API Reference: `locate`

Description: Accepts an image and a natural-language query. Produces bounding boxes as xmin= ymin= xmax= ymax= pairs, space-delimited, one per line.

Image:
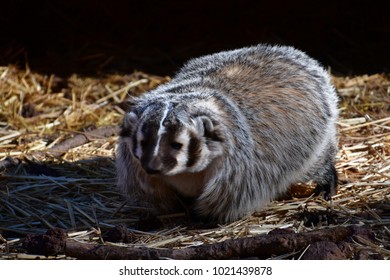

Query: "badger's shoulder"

xmin=169 ymin=44 xmax=336 ymax=108
xmin=174 ymin=44 xmax=323 ymax=79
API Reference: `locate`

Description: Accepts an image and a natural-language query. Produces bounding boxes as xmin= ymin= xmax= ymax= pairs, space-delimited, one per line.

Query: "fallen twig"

xmin=63 ymin=225 xmax=375 ymax=259
xmin=46 ymin=125 xmax=119 ymax=157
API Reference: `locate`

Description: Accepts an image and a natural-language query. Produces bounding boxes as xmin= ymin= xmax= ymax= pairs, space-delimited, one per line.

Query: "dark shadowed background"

xmin=1 ymin=0 xmax=389 ymax=76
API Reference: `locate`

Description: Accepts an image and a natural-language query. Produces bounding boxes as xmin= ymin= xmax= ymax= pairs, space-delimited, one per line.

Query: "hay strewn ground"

xmin=0 ymin=66 xmax=389 ymax=259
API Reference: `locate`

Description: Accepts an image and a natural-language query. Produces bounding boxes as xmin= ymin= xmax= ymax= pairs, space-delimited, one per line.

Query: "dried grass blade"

xmin=71 ymin=204 xmax=96 ymax=224
xmin=340 ymin=116 xmax=390 ymax=132
xmin=64 ymin=199 xmax=77 ymax=229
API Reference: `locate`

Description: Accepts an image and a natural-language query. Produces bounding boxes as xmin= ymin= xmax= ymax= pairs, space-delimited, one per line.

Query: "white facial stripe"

xmin=135 ymin=126 xmax=144 ymax=159
xmin=153 ymin=103 xmax=171 ymax=156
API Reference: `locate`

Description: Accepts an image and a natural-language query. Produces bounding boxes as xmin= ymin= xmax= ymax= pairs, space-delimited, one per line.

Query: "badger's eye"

xmin=170 ymin=142 xmax=183 ymax=150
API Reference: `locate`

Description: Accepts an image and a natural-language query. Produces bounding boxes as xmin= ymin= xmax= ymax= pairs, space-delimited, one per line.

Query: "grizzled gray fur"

xmin=116 ymin=44 xmax=339 ymax=223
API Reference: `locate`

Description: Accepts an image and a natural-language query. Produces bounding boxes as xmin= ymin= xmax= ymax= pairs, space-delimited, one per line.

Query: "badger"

xmin=116 ymin=44 xmax=338 ymax=223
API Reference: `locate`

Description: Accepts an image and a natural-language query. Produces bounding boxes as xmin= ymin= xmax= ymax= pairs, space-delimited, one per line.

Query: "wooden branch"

xmin=64 ymin=225 xmax=374 ymax=260
xmin=46 ymin=125 xmax=119 ymax=157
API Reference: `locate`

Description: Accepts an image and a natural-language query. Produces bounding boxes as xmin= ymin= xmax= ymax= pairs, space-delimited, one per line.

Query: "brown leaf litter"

xmin=0 ymin=66 xmax=389 ymax=259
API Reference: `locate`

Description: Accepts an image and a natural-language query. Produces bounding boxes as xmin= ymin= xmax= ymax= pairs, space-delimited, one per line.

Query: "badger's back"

xmin=116 ymin=44 xmax=338 ymax=222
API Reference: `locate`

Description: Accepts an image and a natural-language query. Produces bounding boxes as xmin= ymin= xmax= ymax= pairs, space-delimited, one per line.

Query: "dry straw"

xmin=0 ymin=66 xmax=389 ymax=259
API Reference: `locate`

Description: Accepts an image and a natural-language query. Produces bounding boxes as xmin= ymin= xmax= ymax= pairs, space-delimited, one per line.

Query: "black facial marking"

xmin=132 ymin=133 xmax=138 ymax=158
xmin=187 ymin=134 xmax=201 ymax=167
xmin=119 ymin=124 xmax=132 ymax=137
xmin=163 ymin=155 xmax=178 ymax=170
xmin=157 ymin=121 xmax=181 ymax=171
xmin=140 ymin=139 xmax=148 ymax=149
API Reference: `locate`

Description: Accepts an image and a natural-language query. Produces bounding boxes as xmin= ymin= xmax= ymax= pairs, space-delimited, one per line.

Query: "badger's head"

xmin=120 ymin=100 xmax=224 ymax=176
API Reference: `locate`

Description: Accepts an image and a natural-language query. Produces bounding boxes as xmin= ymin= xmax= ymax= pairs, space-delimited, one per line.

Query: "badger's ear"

xmin=127 ymin=111 xmax=139 ymax=124
xmin=121 ymin=111 xmax=139 ymax=136
xmin=194 ymin=115 xmax=213 ymax=135
xmin=120 ymin=96 xmax=140 ymax=112
xmin=194 ymin=115 xmax=223 ymax=142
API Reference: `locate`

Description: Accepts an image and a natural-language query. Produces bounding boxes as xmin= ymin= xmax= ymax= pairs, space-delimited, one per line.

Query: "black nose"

xmin=141 ymin=161 xmax=161 ymax=175
xmin=144 ymin=166 xmax=161 ymax=175
xmin=141 ymin=157 xmax=162 ymax=175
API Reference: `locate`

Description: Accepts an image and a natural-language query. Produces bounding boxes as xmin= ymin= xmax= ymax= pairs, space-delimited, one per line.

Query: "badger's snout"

xmin=141 ymin=157 xmax=163 ymax=175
